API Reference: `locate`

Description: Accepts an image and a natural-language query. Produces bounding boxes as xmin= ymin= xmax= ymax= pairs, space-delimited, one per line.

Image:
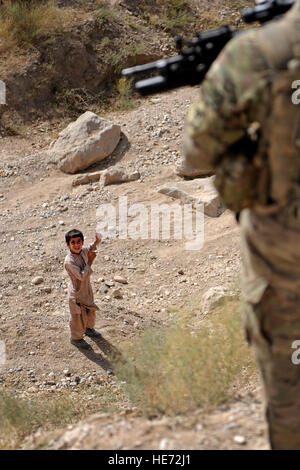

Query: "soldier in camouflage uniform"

xmin=183 ymin=1 xmax=300 ymax=450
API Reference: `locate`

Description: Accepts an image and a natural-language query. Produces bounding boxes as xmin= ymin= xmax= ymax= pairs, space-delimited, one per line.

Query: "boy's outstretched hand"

xmin=95 ymin=232 xmax=102 ymax=245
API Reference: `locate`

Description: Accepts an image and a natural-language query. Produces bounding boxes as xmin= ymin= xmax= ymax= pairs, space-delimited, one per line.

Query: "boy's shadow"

xmin=78 ymin=335 xmax=125 ymax=375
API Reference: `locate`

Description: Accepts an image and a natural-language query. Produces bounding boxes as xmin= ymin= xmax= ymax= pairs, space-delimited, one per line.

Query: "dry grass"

xmin=114 ymin=298 xmax=257 ymax=417
xmin=0 ymin=384 xmax=127 ymax=449
xmin=94 ymin=6 xmax=116 ymax=26
xmin=0 ymin=390 xmax=76 ymax=449
xmin=114 ymin=77 xmax=135 ymax=111
xmin=0 ymin=0 xmax=75 ymax=51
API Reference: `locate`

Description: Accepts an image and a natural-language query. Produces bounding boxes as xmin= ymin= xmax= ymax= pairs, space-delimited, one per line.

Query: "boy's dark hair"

xmin=65 ymin=229 xmax=84 ymax=244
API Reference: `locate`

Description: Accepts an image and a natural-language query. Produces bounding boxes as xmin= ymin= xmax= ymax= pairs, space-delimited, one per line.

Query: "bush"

xmin=94 ymin=6 xmax=116 ymax=26
xmin=109 ymin=41 xmax=145 ymax=75
xmin=114 ymin=298 xmax=257 ymax=416
xmin=114 ymin=77 xmax=135 ymax=111
xmin=0 ymin=0 xmax=73 ymax=50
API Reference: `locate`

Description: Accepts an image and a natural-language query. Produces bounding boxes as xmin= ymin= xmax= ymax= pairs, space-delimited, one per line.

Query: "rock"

xmin=113 ymin=275 xmax=128 ymax=284
xmin=200 ymin=193 xmax=224 ymax=218
xmin=157 ymin=177 xmax=225 ymax=217
xmin=101 ymin=167 xmax=140 ymax=186
xmin=42 ymin=287 xmax=52 ymax=294
xmin=175 ymin=157 xmax=214 ymax=178
xmin=45 ymin=380 xmax=56 ymax=386
xmin=48 ymin=112 xmax=121 ymax=174
xmin=233 ymin=435 xmax=246 ymax=445
xmin=72 ymin=171 xmax=102 ymax=187
xmin=157 ymin=186 xmax=195 ymax=205
xmin=112 ymin=288 xmax=123 ymax=299
xmin=101 ymin=285 xmax=109 ymax=294
xmin=159 ymin=438 xmax=170 ymax=450
xmin=201 ymin=286 xmax=236 ymax=314
xmin=32 ymin=276 xmax=44 ymax=285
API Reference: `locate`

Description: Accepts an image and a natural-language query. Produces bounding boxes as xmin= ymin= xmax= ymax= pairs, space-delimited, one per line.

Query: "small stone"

xmin=159 ymin=438 xmax=169 ymax=450
xmin=59 ymin=220 xmax=65 ymax=226
xmin=101 ymin=285 xmax=109 ymax=294
xmin=112 ymin=288 xmax=123 ymax=299
xmin=32 ymin=276 xmax=44 ymax=285
xmin=233 ymin=435 xmax=246 ymax=445
xmin=63 ymin=369 xmax=71 ymax=377
xmin=45 ymin=380 xmax=56 ymax=386
xmin=42 ymin=287 xmax=52 ymax=294
xmin=195 ymin=423 xmax=204 ymax=431
xmin=113 ymin=275 xmax=128 ymax=284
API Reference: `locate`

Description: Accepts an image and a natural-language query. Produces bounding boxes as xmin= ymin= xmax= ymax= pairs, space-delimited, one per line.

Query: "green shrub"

xmin=94 ymin=7 xmax=116 ymax=26
xmin=109 ymin=42 xmax=145 ymax=75
xmin=114 ymin=77 xmax=135 ymax=111
xmin=101 ymin=36 xmax=111 ymax=48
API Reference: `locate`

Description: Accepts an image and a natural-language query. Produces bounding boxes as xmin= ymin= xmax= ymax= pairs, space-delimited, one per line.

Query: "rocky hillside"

xmin=0 ymin=0 xmax=252 ymax=131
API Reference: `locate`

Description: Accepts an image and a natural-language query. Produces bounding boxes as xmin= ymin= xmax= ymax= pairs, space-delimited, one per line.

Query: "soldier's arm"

xmin=184 ymin=29 xmax=272 ymax=170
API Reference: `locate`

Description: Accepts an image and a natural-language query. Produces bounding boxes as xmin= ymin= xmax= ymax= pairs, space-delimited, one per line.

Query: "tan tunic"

xmin=64 ymin=244 xmax=99 ymax=311
xmin=64 ymin=244 xmax=99 ymax=340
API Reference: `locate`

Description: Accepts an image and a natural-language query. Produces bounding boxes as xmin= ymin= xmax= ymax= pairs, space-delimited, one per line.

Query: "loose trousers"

xmin=69 ymin=299 xmax=96 ymax=340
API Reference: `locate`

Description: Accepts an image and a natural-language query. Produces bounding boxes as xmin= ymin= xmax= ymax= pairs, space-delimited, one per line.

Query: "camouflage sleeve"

xmin=183 ymin=29 xmax=273 ymax=171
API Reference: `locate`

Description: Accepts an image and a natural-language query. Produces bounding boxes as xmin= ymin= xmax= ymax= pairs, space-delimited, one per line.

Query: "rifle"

xmin=122 ymin=0 xmax=295 ymax=96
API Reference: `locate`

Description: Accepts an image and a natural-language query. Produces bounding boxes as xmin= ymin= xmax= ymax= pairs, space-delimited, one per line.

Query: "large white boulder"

xmin=48 ymin=111 xmax=121 ymax=174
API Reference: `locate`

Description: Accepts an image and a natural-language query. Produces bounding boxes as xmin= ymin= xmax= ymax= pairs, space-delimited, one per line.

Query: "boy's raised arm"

xmin=88 ymin=233 xmax=102 ymax=252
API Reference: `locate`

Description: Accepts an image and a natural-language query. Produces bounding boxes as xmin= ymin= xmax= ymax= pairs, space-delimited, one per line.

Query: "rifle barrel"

xmin=121 ymin=0 xmax=295 ymax=95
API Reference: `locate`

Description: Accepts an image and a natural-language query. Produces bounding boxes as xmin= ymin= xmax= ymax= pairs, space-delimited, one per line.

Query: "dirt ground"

xmin=0 ymin=83 xmax=270 ymax=450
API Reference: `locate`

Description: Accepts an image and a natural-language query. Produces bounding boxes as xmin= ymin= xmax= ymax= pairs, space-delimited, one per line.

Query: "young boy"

xmin=64 ymin=229 xmax=102 ymax=350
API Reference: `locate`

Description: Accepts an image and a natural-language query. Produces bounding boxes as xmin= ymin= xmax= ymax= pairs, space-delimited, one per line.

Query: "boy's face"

xmin=68 ymin=236 xmax=83 ymax=254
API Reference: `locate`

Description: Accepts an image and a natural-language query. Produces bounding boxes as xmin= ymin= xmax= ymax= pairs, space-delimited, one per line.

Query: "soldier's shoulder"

xmin=218 ymin=28 xmax=267 ymax=68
